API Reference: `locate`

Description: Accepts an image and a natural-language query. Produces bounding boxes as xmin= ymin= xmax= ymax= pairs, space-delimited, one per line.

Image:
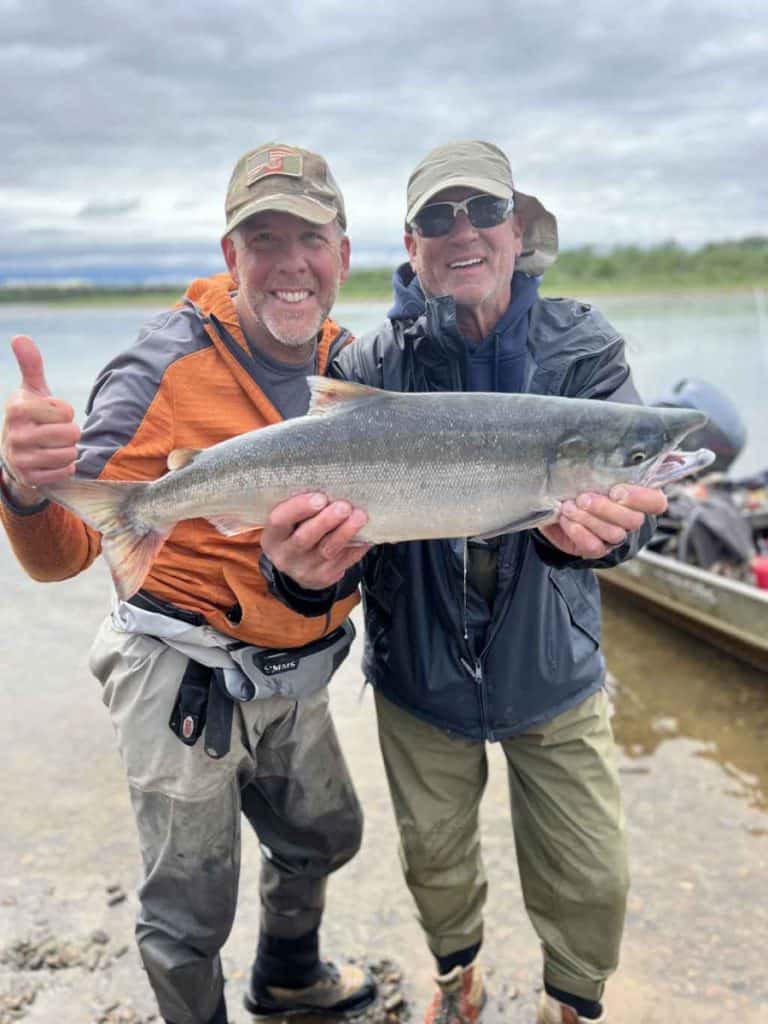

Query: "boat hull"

xmin=598 ymin=549 xmax=768 ymax=673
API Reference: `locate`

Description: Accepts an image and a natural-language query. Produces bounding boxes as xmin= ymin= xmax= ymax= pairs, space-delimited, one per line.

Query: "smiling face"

xmin=221 ymin=210 xmax=350 ymax=362
xmin=404 ymin=186 xmax=523 ymax=341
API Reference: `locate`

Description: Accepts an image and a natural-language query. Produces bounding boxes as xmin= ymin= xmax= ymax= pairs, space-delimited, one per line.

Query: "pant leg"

xmin=239 ymin=686 xmax=363 ymax=940
xmin=89 ymin=618 xmax=253 ymax=1024
xmin=500 ymin=689 xmax=629 ymax=1003
xmin=374 ymin=690 xmax=488 ymax=959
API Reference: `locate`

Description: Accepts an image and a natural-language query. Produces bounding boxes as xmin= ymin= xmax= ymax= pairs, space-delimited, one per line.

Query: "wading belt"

xmin=117 ymin=592 xmax=355 ymax=760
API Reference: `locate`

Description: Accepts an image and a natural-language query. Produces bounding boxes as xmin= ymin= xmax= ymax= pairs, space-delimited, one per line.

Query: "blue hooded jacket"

xmin=265 ymin=267 xmax=654 ymax=740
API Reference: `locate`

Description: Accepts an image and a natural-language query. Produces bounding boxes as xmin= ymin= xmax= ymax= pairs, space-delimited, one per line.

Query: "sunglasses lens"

xmin=467 ymin=195 xmax=510 ymax=228
xmin=413 ymin=195 xmax=511 ymax=237
xmin=413 ymin=203 xmax=456 ymax=238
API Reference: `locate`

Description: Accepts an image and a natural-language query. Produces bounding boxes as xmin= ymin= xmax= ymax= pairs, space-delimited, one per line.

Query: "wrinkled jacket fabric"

xmin=274 ymin=267 xmax=654 ymax=740
xmin=0 ymin=273 xmax=359 ymax=647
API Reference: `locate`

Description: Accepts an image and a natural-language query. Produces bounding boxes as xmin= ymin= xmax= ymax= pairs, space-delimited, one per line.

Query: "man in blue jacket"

xmin=260 ymin=141 xmax=667 ymax=1024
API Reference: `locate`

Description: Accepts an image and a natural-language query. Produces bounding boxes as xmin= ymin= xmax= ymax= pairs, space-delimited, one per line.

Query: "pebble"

xmin=0 ymin=929 xmax=127 ymax=976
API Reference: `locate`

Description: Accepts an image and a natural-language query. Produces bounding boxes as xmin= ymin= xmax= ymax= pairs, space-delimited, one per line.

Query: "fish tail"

xmin=41 ymin=478 xmax=171 ymax=599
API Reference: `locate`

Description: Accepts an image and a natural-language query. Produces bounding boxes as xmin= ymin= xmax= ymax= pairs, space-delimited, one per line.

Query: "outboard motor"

xmin=652 ymin=378 xmax=747 ymax=474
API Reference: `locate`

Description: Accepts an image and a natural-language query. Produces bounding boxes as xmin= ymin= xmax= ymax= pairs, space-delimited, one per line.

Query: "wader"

xmin=89 ymin=607 xmax=362 ymax=1024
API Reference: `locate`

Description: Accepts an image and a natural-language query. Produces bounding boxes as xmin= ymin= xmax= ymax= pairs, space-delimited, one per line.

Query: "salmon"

xmin=40 ymin=377 xmax=714 ymax=599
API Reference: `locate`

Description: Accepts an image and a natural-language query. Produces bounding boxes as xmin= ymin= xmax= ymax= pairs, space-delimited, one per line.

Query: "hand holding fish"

xmin=1 ymin=335 xmax=81 ymax=505
xmin=262 ymin=481 xmax=669 ymax=586
xmin=538 ymin=484 xmax=668 ymax=558
xmin=262 ymin=493 xmax=370 ymax=589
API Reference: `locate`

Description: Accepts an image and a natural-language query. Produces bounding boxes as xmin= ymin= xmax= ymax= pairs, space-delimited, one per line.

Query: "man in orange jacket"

xmin=0 ymin=144 xmax=375 ymax=1024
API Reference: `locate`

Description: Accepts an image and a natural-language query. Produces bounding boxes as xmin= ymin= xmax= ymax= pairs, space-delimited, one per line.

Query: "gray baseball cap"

xmin=223 ymin=143 xmax=346 ymax=238
xmin=406 ymin=140 xmax=558 ymax=275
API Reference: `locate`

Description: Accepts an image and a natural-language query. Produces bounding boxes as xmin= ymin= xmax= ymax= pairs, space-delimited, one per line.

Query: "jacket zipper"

xmin=471 ymin=532 xmax=530 ymax=736
xmin=460 ymin=655 xmax=491 ymax=740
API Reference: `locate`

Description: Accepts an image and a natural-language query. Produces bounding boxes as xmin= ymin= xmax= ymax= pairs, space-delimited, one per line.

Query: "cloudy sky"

xmin=1 ymin=0 xmax=766 ymax=283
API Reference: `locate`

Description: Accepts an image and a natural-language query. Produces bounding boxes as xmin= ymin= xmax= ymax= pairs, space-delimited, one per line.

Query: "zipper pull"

xmin=460 ymin=658 xmax=483 ymax=684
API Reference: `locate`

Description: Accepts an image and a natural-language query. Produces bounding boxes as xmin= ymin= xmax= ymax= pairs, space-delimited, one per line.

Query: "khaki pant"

xmin=90 ymin=617 xmax=363 ymax=1024
xmin=375 ymin=688 xmax=628 ymax=1002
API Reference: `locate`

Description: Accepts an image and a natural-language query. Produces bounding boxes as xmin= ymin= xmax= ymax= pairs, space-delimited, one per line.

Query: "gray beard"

xmin=259 ymin=305 xmax=328 ymax=348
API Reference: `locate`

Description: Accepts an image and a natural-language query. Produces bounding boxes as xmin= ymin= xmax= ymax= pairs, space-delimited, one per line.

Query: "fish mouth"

xmin=642 ymin=447 xmax=715 ymax=487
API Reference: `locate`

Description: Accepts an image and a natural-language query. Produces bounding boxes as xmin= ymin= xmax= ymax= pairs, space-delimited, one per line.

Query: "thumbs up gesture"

xmin=1 ymin=336 xmax=81 ymax=506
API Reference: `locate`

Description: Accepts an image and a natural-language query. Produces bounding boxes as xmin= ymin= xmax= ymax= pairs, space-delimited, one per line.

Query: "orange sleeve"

xmin=0 ymin=360 xmax=175 ymax=582
xmin=0 ymin=481 xmax=102 ymax=581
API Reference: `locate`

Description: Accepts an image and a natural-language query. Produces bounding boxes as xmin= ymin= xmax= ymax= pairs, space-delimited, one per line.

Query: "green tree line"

xmin=543 ymin=236 xmax=768 ymax=292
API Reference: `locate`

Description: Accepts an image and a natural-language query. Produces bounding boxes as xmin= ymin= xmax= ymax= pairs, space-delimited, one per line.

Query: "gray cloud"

xmin=1 ymin=0 xmax=766 ymax=280
xmin=78 ymin=197 xmax=141 ymax=218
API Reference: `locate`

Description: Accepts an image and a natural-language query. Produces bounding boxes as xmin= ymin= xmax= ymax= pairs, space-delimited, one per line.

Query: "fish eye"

xmin=629 ymin=450 xmax=647 ymax=466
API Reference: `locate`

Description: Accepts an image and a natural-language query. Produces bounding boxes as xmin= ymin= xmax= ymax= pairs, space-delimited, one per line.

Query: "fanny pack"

xmin=226 ymin=620 xmax=356 ymax=701
xmin=168 ymin=621 xmax=357 ymax=759
xmin=114 ymin=595 xmax=356 ymax=759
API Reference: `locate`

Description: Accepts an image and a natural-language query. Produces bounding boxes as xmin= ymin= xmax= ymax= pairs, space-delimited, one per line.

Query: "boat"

xmin=598 ymin=491 xmax=768 ymax=673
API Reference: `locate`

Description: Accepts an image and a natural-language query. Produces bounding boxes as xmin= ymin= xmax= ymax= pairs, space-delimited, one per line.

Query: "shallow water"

xmin=602 ymin=589 xmax=767 ymax=817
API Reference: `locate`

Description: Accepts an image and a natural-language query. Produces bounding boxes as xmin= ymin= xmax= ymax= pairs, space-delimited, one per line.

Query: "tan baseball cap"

xmin=405 ymin=140 xmax=558 ymax=275
xmin=223 ymin=143 xmax=346 ymax=238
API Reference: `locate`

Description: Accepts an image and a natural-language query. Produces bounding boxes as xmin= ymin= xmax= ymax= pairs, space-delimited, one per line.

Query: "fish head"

xmin=548 ymin=404 xmax=715 ymax=498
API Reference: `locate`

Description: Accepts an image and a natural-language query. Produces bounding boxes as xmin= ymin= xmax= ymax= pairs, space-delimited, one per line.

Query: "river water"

xmin=0 ymin=291 xmax=766 ymax=1019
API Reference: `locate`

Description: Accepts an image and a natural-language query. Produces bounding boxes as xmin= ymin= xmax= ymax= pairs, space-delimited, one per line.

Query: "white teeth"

xmin=449 ymin=258 xmax=483 ymax=269
xmin=275 ymin=290 xmax=311 ymax=303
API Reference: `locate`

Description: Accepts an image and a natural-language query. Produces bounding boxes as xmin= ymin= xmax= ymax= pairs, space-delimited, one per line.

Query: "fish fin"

xmin=206 ymin=513 xmax=264 ymax=537
xmin=167 ymin=448 xmax=202 ymax=471
xmin=39 ymin=477 xmax=170 ymax=599
xmin=306 ymin=376 xmax=385 ymax=416
xmin=101 ymin=526 xmax=171 ymax=600
xmin=472 ymin=508 xmax=557 ymax=539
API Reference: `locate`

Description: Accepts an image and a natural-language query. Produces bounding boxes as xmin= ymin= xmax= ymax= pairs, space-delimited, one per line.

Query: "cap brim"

xmin=406 ymin=175 xmax=512 ymax=224
xmin=224 ymin=194 xmax=338 ymax=238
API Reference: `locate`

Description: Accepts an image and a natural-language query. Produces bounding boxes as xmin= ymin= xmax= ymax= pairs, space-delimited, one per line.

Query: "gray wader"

xmin=90 ymin=616 xmax=363 ymax=1024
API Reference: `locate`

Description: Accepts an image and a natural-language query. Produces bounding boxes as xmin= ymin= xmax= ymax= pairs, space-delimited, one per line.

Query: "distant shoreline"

xmin=0 ymin=276 xmax=765 ymax=308
xmin=2 ymin=236 xmax=766 ymax=306
xmin=4 ymin=235 xmax=765 ymax=303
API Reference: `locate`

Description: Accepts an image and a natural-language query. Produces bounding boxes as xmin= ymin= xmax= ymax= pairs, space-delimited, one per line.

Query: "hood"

xmin=182 ymin=271 xmax=241 ymax=326
xmin=389 ymin=262 xmax=426 ymax=321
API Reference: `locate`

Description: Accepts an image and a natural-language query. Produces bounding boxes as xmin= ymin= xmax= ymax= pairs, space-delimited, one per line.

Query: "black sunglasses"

xmin=410 ymin=193 xmax=513 ymax=238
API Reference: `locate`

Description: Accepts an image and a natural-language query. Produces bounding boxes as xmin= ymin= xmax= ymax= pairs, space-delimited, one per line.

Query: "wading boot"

xmin=537 ymin=992 xmax=606 ymax=1023
xmin=424 ymin=960 xmax=485 ymax=1024
xmin=244 ymin=959 xmax=376 ymax=1017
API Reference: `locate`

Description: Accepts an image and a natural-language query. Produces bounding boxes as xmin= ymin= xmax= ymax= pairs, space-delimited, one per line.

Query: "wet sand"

xmin=1 ymin=535 xmax=766 ymax=1023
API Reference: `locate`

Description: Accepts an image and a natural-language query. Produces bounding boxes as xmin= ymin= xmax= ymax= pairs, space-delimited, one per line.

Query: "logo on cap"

xmin=247 ymin=147 xmax=303 ymax=185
